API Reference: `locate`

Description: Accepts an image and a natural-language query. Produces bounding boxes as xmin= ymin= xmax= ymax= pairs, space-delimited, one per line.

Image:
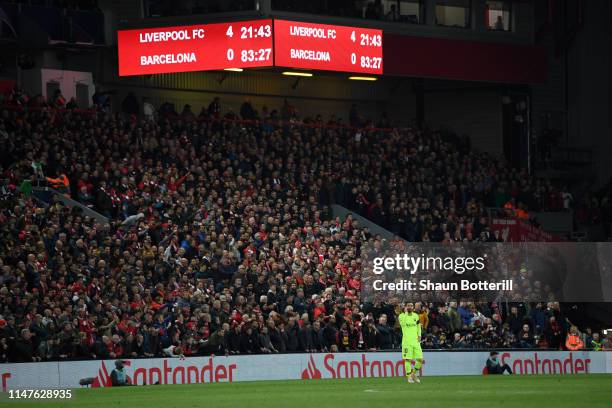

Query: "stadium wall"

xmin=20 ymin=68 xmax=95 ymax=107
xmin=424 ymin=88 xmax=503 ymax=155
xmin=566 ymin=0 xmax=612 ymax=184
xmin=1 ymin=351 xmax=610 ymax=390
xmin=103 ymin=68 xmax=505 ymax=155
xmin=101 ymin=68 xmax=418 ymax=126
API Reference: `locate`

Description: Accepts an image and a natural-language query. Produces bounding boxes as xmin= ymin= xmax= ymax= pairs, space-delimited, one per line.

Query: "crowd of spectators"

xmin=0 ymin=89 xmax=610 ymax=363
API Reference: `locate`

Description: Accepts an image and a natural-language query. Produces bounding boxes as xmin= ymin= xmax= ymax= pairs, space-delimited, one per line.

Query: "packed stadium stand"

xmin=0 ymin=3 xmax=611 ymax=386
xmin=1 ymin=87 xmax=611 ymax=363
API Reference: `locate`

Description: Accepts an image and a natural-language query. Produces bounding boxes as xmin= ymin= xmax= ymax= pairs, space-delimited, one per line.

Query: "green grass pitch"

xmin=8 ymin=375 xmax=612 ymax=408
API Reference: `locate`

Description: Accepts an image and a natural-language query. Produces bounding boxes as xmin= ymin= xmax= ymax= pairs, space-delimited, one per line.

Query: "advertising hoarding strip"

xmin=0 ymin=351 xmax=609 ymax=391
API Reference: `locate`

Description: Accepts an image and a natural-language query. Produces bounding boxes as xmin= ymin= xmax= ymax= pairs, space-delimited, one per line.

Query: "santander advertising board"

xmin=86 ymin=352 xmax=595 ymax=388
xmin=0 ymin=351 xmax=606 ymax=391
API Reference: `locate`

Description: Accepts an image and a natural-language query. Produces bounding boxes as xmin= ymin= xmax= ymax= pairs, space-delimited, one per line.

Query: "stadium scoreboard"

xmin=117 ymin=20 xmax=274 ymax=76
xmin=117 ymin=19 xmax=383 ymax=76
xmin=273 ymin=20 xmax=382 ymax=74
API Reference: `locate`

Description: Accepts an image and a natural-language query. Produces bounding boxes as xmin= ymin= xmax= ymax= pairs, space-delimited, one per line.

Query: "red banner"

xmin=383 ymin=34 xmax=546 ymax=83
xmin=0 ymin=79 xmax=16 ymax=96
xmin=491 ymin=218 xmax=563 ymax=242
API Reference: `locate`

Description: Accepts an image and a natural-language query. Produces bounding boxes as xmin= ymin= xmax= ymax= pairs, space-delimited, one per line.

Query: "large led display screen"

xmin=117 ymin=20 xmax=273 ymax=76
xmin=273 ymin=19 xmax=383 ymax=74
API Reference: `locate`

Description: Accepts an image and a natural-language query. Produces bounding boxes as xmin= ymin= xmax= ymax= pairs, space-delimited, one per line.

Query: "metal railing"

xmin=31 ymin=186 xmax=109 ymax=225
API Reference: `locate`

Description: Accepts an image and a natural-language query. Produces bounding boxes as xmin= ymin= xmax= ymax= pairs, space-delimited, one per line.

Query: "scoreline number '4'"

xmin=226 ymin=26 xmax=234 ymax=61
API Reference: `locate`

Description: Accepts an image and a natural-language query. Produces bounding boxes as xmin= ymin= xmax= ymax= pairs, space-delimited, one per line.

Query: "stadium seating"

xmin=0 ymin=94 xmax=610 ymax=363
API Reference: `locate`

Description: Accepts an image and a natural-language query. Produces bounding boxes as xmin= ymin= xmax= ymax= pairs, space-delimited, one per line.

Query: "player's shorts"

xmin=402 ymin=343 xmax=423 ymax=360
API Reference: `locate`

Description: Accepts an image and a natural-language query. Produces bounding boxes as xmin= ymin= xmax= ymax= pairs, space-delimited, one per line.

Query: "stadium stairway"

xmin=32 ymin=186 xmax=110 ymax=226
xmin=331 ymin=204 xmax=394 ymax=240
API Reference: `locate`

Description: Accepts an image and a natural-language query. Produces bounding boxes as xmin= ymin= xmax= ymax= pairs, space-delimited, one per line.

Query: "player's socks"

xmin=404 ymin=361 xmax=412 ymax=378
xmin=414 ymin=359 xmax=422 ymax=371
xmin=413 ymin=360 xmax=422 ymax=383
xmin=408 ymin=368 xmax=416 ymax=382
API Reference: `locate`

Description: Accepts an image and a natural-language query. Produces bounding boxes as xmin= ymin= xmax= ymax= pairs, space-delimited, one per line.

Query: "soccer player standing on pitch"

xmin=399 ymin=302 xmax=423 ymax=383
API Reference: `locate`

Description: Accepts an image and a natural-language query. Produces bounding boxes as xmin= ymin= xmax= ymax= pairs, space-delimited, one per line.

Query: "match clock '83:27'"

xmin=225 ymin=48 xmax=272 ymax=63
xmin=349 ymin=54 xmax=382 ymax=70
